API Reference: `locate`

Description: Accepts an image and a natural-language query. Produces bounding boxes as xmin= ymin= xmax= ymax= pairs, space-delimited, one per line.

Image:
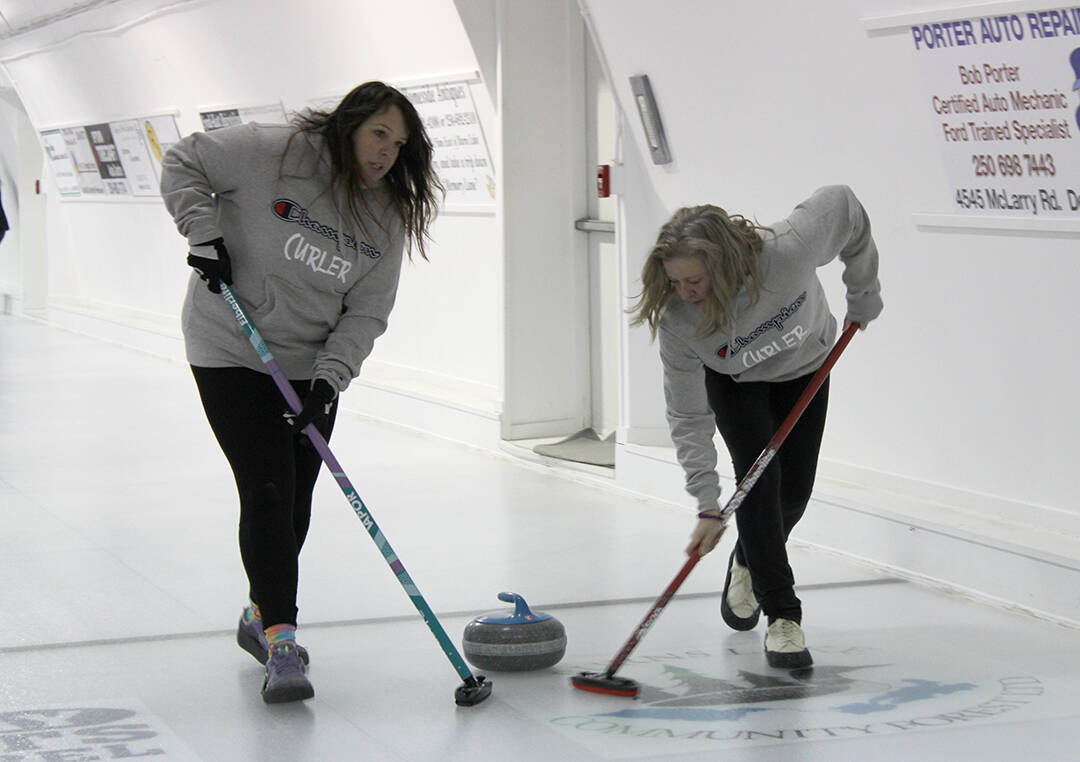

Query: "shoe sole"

xmin=237 ymin=621 xmax=310 ymax=666
xmin=262 ymin=677 xmax=315 ymax=704
xmin=765 ymin=648 xmax=813 ymax=669
xmin=720 ymin=552 xmax=760 ymax=631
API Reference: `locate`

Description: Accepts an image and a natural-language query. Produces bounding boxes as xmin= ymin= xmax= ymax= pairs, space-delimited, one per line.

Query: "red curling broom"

xmin=571 ymin=322 xmax=858 ymax=697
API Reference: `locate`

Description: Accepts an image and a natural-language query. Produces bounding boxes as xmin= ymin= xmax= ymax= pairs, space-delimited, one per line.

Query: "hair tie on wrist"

xmin=697 ymin=511 xmax=723 ymax=520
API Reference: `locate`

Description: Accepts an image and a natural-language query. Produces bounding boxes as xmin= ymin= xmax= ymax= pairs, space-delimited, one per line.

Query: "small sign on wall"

xmin=107 ymin=120 xmax=161 ymax=196
xmin=142 ymin=114 xmax=182 ymax=185
xmin=39 ymin=113 xmax=181 ymax=200
xmin=197 ymin=102 xmax=289 ymax=132
xmin=40 ymin=129 xmax=82 ymax=197
xmin=908 ymin=7 xmax=1079 ymax=220
xmin=397 ymin=74 xmax=496 ymax=210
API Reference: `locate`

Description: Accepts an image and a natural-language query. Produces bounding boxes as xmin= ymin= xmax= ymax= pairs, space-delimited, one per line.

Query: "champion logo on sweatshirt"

xmin=718 ymin=292 xmax=807 ymax=358
xmin=271 ymin=198 xmax=358 ymax=253
xmin=357 ymin=241 xmax=381 ymax=259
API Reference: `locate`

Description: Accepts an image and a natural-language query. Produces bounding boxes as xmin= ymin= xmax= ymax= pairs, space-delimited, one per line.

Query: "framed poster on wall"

xmin=39 ymin=112 xmax=180 ymax=200
xmin=396 ymin=73 xmax=496 ymax=211
xmin=108 ymin=119 xmax=161 ymax=196
xmin=197 ymin=101 xmax=288 ymax=132
xmin=64 ymin=127 xmax=107 ymax=197
xmin=142 ymin=113 xmax=181 ymax=186
xmin=40 ymin=129 xmax=82 ymax=197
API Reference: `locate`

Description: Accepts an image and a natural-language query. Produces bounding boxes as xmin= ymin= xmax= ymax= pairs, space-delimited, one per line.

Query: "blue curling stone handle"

xmin=472 ymin=592 xmax=553 ymax=625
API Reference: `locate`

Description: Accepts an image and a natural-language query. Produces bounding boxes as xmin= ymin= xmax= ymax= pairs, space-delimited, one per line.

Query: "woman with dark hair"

xmin=0 ymin=180 xmax=8 ymax=244
xmin=631 ymin=186 xmax=882 ymax=670
xmin=160 ymin=81 xmax=442 ymax=704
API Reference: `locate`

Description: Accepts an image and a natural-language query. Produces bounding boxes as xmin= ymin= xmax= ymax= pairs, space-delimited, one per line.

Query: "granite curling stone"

xmin=463 ymin=592 xmax=567 ymax=671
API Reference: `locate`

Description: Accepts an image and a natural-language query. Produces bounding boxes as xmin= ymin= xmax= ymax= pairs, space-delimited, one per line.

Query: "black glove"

xmin=187 ymin=237 xmax=233 ymax=294
xmin=285 ymin=379 xmax=337 ymax=438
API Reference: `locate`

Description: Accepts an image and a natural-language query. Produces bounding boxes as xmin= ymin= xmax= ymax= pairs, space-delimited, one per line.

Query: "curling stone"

xmin=463 ymin=592 xmax=566 ymax=672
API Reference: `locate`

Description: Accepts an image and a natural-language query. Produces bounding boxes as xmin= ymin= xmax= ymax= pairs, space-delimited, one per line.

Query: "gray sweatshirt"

xmin=161 ymin=122 xmax=406 ymax=394
xmin=658 ymin=185 xmax=883 ymax=510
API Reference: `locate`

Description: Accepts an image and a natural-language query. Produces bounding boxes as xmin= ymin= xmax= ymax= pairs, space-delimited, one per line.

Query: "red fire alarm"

xmin=596 ymin=164 xmax=610 ymax=198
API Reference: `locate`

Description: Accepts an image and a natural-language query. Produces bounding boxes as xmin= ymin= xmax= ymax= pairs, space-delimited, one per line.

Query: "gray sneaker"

xmin=262 ymin=643 xmax=314 ymax=704
xmin=720 ymin=550 xmax=760 ymax=631
xmin=237 ymin=611 xmax=309 ymax=666
xmin=764 ymin=618 xmax=813 ymax=669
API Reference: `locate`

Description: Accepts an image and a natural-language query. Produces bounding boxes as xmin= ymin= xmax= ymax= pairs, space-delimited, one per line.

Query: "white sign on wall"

xmin=142 ymin=114 xmax=181 ymax=185
xmin=40 ymin=129 xmax=82 ymax=197
xmin=40 ymin=114 xmax=181 ymax=200
xmin=398 ymin=76 xmax=496 ymax=209
xmin=198 ymin=102 xmax=288 ymax=132
xmin=64 ymin=127 xmax=107 ymax=197
xmin=108 ymin=120 xmax=160 ymax=196
xmin=910 ymin=7 xmax=1079 ymax=218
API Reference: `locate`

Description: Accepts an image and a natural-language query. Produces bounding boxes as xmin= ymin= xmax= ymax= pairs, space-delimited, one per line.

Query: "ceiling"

xmin=0 ymin=0 xmax=121 ymax=40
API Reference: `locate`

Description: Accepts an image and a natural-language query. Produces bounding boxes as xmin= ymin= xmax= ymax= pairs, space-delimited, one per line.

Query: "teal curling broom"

xmin=220 ymin=284 xmax=492 ymax=707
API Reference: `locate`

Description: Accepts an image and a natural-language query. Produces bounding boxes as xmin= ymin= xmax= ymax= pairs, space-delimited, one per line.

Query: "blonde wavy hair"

xmin=630 ymin=204 xmax=770 ymax=340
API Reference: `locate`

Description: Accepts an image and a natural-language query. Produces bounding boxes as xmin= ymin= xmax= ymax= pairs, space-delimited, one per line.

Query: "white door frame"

xmin=0 ymin=83 xmax=46 ymax=313
xmin=497 ymin=0 xmax=591 ymax=441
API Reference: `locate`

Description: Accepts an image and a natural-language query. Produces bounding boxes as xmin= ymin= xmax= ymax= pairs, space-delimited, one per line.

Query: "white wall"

xmin=0 ymin=86 xmax=23 ymax=300
xmin=0 ymin=83 xmax=48 ymax=312
xmin=0 ymin=0 xmax=502 ymax=425
xmin=582 ymin=0 xmax=1080 ymax=623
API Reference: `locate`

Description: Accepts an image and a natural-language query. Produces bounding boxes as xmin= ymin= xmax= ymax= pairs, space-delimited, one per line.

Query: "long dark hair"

xmin=291 ymin=81 xmax=443 ymax=260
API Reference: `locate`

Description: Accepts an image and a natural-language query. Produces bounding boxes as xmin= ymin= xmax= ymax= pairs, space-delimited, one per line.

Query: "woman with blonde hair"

xmin=632 ymin=185 xmax=882 ymax=669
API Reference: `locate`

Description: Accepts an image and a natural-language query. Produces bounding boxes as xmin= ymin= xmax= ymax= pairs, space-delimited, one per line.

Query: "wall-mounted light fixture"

xmin=629 ymin=74 xmax=671 ymax=165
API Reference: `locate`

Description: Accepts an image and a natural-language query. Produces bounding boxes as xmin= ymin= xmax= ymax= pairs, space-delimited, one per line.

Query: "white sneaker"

xmin=720 ymin=551 xmax=760 ymax=630
xmin=764 ymin=618 xmax=813 ymax=668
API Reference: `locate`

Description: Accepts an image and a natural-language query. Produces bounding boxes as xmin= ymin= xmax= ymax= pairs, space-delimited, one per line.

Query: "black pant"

xmin=704 ymin=369 xmax=829 ymax=624
xmin=191 ymin=365 xmax=338 ymax=628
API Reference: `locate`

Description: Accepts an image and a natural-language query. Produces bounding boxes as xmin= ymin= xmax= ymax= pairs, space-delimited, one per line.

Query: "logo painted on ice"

xmin=592 ymin=665 xmax=977 ymax=722
xmin=0 ymin=706 xmax=185 ymax=758
xmin=549 ymin=651 xmax=1046 ymax=750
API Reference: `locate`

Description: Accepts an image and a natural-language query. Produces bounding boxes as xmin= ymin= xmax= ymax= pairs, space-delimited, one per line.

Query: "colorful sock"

xmin=264 ymin=624 xmax=297 ymax=648
xmin=243 ymin=602 xmax=261 ymax=625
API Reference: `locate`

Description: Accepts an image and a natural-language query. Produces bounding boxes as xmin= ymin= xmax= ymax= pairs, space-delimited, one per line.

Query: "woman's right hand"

xmin=187 ymin=237 xmax=233 ymax=294
xmin=686 ymin=514 xmax=727 ymax=557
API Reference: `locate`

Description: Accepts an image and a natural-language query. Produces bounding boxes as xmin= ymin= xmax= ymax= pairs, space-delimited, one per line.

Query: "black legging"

xmin=704 ymin=368 xmax=829 ymax=624
xmin=191 ymin=365 xmax=338 ymax=628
